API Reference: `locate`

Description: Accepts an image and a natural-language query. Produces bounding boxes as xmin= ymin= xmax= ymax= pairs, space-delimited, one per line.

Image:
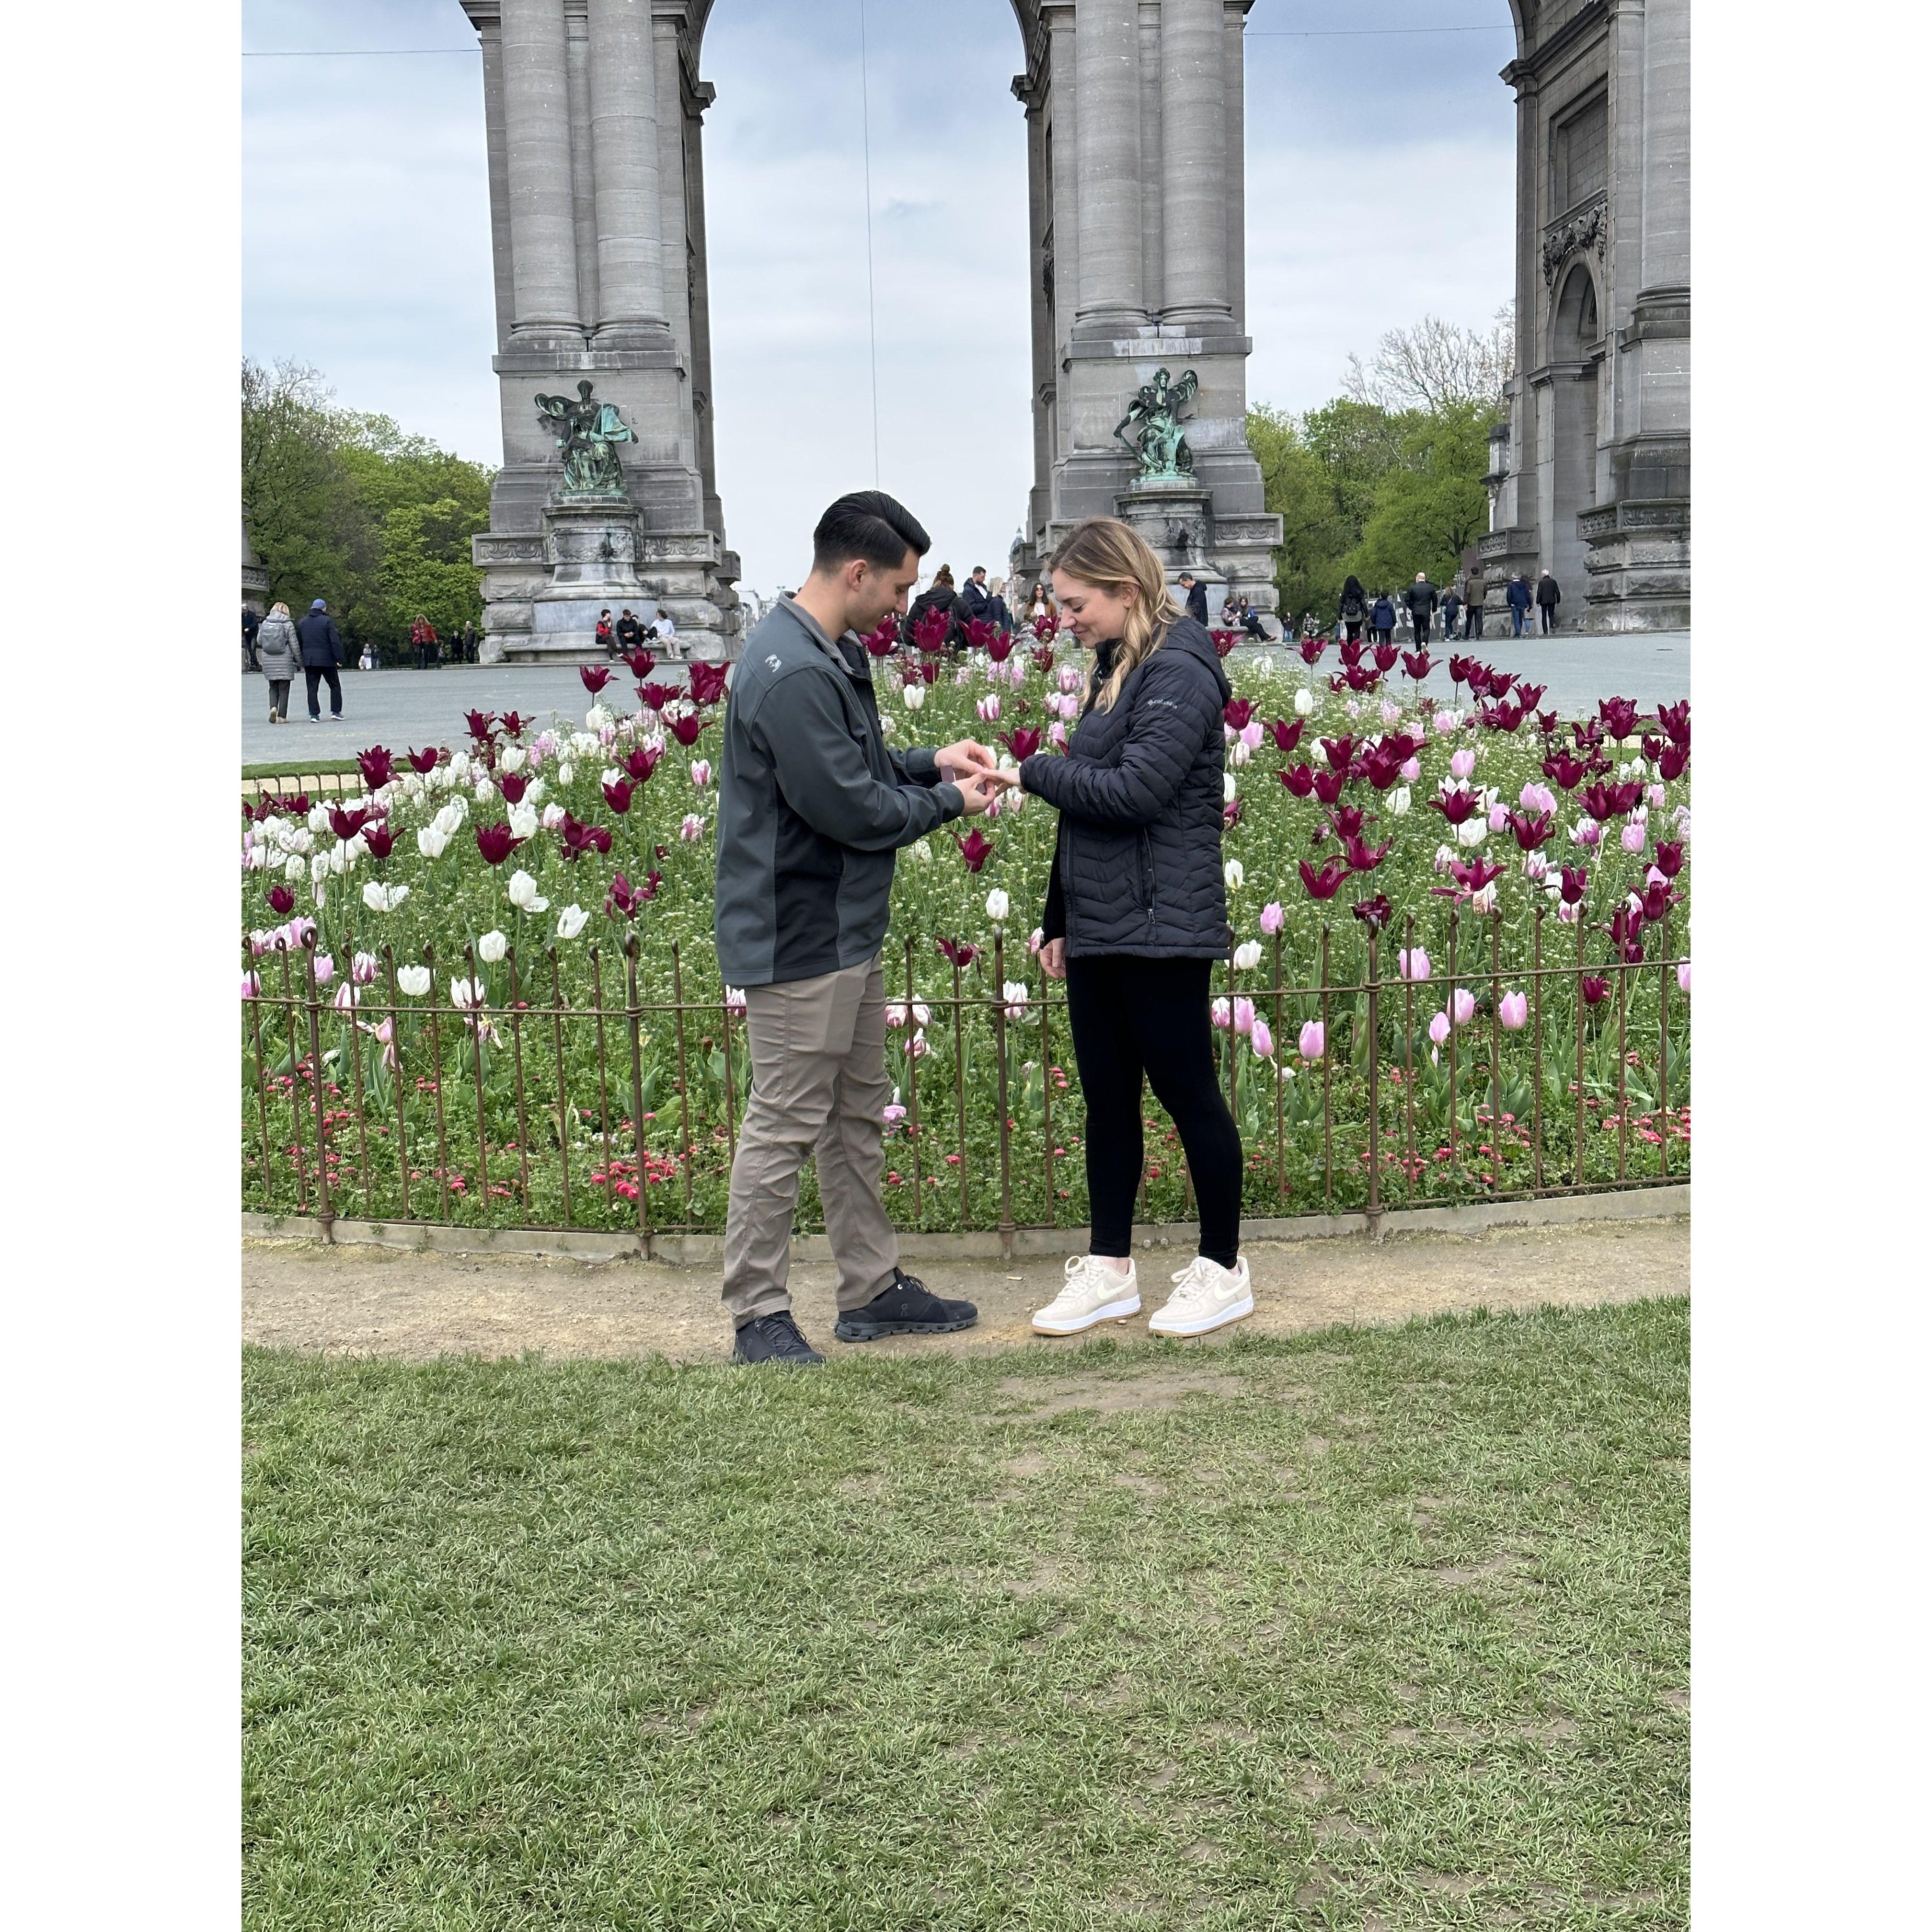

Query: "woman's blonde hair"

xmin=1047 ymin=517 xmax=1179 ymax=712
xmin=270 ymin=601 xmax=289 ymax=618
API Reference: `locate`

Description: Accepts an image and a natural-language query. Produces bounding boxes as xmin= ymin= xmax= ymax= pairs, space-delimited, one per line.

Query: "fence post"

xmin=904 ymin=936 xmax=924 ymax=1229
xmin=624 ymin=932 xmax=651 ymax=1255
xmin=1319 ymin=924 xmax=1333 ymax=1212
xmin=671 ymin=940 xmax=695 ymax=1229
xmin=1364 ymin=925 xmax=1382 ymax=1242
xmin=1531 ymin=905 xmax=1545 ymax=1192
xmin=465 ymin=942 xmax=491 ymax=1218
xmin=993 ymin=930 xmax=1014 ymax=1261
xmin=547 ymin=947 xmax=573 ymax=1229
xmin=301 ymin=931 xmax=334 ymax=1242
xmin=951 ymin=953 xmax=969 ymax=1227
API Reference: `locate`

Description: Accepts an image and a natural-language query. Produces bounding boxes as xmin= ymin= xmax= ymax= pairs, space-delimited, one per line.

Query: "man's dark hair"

xmin=813 ymin=490 xmax=930 ymax=575
xmin=1179 ymin=572 xmax=1195 ymax=584
xmin=972 ymin=564 xmax=986 ymax=576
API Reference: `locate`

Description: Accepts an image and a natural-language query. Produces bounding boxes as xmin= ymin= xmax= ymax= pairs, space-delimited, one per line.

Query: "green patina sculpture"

xmin=1114 ymin=367 xmax=1200 ymax=480
xmin=535 ymin=380 xmax=635 ymax=497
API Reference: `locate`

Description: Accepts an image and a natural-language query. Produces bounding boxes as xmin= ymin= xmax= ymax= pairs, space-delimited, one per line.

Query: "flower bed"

xmin=241 ymin=629 xmax=1689 ymax=1235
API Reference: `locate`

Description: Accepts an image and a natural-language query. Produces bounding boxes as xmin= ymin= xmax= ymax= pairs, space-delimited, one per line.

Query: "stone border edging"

xmin=242 ymin=1183 xmax=1687 ymax=1266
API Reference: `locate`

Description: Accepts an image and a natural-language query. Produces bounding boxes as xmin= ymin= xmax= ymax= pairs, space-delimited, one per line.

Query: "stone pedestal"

xmin=1579 ymin=500 xmax=1690 ymax=631
xmin=1113 ymin=476 xmax=1281 ymax=620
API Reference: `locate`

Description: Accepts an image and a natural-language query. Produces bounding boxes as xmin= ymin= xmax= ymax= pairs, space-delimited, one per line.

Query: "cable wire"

xmin=856 ymin=0 xmax=882 ymax=486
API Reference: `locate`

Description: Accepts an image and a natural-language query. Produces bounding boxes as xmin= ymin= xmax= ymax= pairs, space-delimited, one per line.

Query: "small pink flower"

xmin=1621 ymin=820 xmax=1648 ymax=854
xmin=312 ymin=954 xmax=336 ymax=986
xmin=1400 ymin=756 xmax=1421 ymax=782
xmin=1239 ymin=721 xmax=1264 ymax=751
xmin=1250 ymin=1016 xmax=1275 ymax=1058
xmin=680 ymin=813 xmax=706 ymax=841
xmin=1451 ymin=988 xmax=1476 ymax=1026
xmin=1299 ymin=1019 xmax=1325 ymax=1061
xmin=1259 ymin=900 xmax=1285 ymax=937
xmin=1428 ymin=1010 xmax=1450 ymax=1046
xmin=1498 ymin=990 xmax=1529 ymax=1031
xmin=1450 ymin=748 xmax=1476 ymax=781
xmin=1398 ymin=947 xmax=1430 ymax=983
xmin=1232 ymin=997 xmax=1255 ymax=1037
xmin=1488 ymin=802 xmax=1509 ymax=832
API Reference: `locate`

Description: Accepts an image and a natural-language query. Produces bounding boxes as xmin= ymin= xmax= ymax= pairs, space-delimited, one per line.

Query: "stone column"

xmin=1640 ymin=0 xmax=1690 ymax=295
xmin=1222 ymin=0 xmax=1247 ymax=331
xmin=1160 ymin=0 xmax=1229 ymax=328
xmin=500 ymin=0 xmax=581 ymax=344
xmin=1073 ymin=0 xmax=1144 ymax=335
xmin=587 ymin=0 xmax=669 ymax=345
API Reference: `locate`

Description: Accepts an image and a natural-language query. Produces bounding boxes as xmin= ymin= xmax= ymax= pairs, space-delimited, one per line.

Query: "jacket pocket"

xmin=1138 ymin=829 xmax=1157 ymax=929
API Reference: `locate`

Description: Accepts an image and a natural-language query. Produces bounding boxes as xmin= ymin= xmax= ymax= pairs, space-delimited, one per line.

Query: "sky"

xmin=242 ymin=0 xmax=1516 ymax=598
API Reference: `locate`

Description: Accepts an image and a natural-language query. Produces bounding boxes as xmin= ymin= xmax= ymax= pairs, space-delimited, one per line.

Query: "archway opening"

xmin=1548 ymin=261 xmax=1599 ymax=607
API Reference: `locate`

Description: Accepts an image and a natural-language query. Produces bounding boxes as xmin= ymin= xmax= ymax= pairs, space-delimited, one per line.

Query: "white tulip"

xmin=449 ymin=977 xmax=483 ymax=1010
xmin=310 ymin=854 xmax=330 ymax=885
xmin=417 ymin=825 xmax=448 ymax=860
xmin=901 ymin=682 xmax=925 ymax=711
xmin=1293 ymin=688 xmax=1314 ymax=716
xmin=498 ymin=745 xmax=527 ymax=773
xmin=448 ymin=750 xmax=472 ymax=779
xmin=1223 ymin=772 xmax=1239 ymax=802
xmin=540 ymin=803 xmax=567 ymax=830
xmin=556 ymin=904 xmax=588 ymax=941
xmin=507 ymin=869 xmax=549 ymax=914
xmin=1456 ymin=819 xmax=1487 ymax=848
xmin=285 ymin=855 xmax=307 ymax=883
xmin=396 ymin=965 xmax=432 ymax=998
xmin=523 ymin=778 xmax=545 ymax=806
xmin=1231 ymin=738 xmax=1252 ymax=767
xmin=1388 ymin=786 xmax=1412 ymax=816
xmin=1224 ymin=859 xmax=1245 ymax=889
xmin=1002 ymin=980 xmax=1031 ymax=1019
xmin=508 ymin=803 xmax=540 ymax=842
xmin=879 ymin=713 xmax=898 ymax=739
xmin=402 ymin=773 xmax=425 ymax=801
xmin=557 ymin=761 xmax=575 ymax=785
xmin=1232 ymin=940 xmax=1263 ymax=971
xmin=586 ymin=703 xmax=613 ymax=730
xmin=362 ymin=881 xmax=410 ymax=913
xmin=478 ymin=930 xmax=508 ymax=964
xmin=910 ymin=839 xmax=932 ymax=864
xmin=986 ymin=889 xmax=1010 ymax=922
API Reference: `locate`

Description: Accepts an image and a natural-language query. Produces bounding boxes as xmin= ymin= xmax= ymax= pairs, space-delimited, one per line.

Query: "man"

xmin=1179 ymin=571 xmax=1209 ymax=625
xmin=714 ymin=490 xmax=1004 ymax=1365
xmin=1506 ymin=573 xmax=1533 ymax=637
xmin=959 ymin=565 xmax=993 ymax=625
xmin=242 ymin=604 xmax=261 ymax=673
xmin=1536 ymin=569 xmax=1562 ymax=634
xmin=1404 ymin=572 xmax=1438 ymax=644
xmin=296 ymin=598 xmax=344 ymax=721
xmin=1463 ymin=566 xmax=1486 ymax=639
xmin=614 ymin=607 xmax=648 ymax=654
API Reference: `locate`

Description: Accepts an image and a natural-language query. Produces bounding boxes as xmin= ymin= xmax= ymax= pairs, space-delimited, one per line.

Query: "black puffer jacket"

xmin=1022 ymin=616 xmax=1230 ymax=959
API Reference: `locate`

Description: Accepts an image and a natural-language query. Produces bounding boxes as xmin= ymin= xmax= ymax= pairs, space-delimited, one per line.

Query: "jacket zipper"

xmin=1140 ymin=830 xmax=1156 ymax=934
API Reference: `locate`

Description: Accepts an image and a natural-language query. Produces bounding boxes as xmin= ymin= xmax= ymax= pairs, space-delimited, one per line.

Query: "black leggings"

xmin=1063 ymin=954 xmax=1243 ymax=1268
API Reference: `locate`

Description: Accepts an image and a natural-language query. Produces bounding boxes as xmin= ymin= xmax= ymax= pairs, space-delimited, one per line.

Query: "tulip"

xmin=1581 ymin=976 xmax=1610 ymax=1006
xmin=362 ymin=882 xmax=410 ymax=913
xmin=1298 ymin=1019 xmax=1325 ymax=1061
xmin=1259 ymin=900 xmax=1285 ymax=936
xmin=1239 ymin=721 xmax=1264 ymax=753
xmin=1233 ymin=939 xmax=1263 ymax=971
xmin=475 ymin=930 xmax=506 ymax=965
xmin=1447 ymin=748 xmax=1476 ymax=782
xmin=581 ymin=664 xmax=614 ymax=696
xmin=1427 ymin=1010 xmax=1450 ymax=1046
xmin=1048 ymin=722 xmax=1067 ymax=748
xmin=680 ymin=813 xmax=707 ymax=841
xmin=1450 ymin=988 xmax=1476 ymax=1026
xmin=331 ymin=981 xmax=358 ymax=1012
xmin=508 ymin=803 xmax=540 ymax=842
xmin=954 ymin=829 xmax=995 ymax=873
xmin=1621 ymin=821 xmax=1648 ymax=854
xmin=1498 ymin=990 xmax=1528 ymax=1031
xmin=1398 ymin=947 xmax=1430 ymax=983
xmin=450 ymin=977 xmax=485 ymax=1010
xmin=397 ymin=965 xmax=431 ymax=997
xmin=1507 ymin=809 xmax=1554 ymax=851
xmin=242 ymin=970 xmax=260 ymax=1000
xmin=351 ymin=951 xmax=380 ymax=986
xmin=1002 ymin=980 xmax=1031 ymax=1020
xmin=1297 ymin=857 xmax=1346 ymax=901
xmin=1279 ymin=763 xmax=1315 ymax=798
xmin=901 ymin=682 xmax=926 ymax=711
xmin=1342 ymin=835 xmax=1390 ymax=873
xmin=1433 ymin=710 xmax=1458 ymax=735
xmin=1486 ymin=802 xmax=1509 ymax=833
xmin=475 ymin=823 xmax=524 ymax=866
xmin=1228 ymin=997 xmax=1254 ymax=1036
xmin=1653 ymin=840 xmax=1684 ymax=879
xmin=1571 ymin=817 xmax=1601 ymax=848
xmin=1352 ymin=894 xmax=1392 ymax=931
xmin=1211 ymin=997 xmax=1231 ymax=1029
xmin=553 ymin=905 xmax=587 ymax=941
xmin=1523 ymin=852 xmax=1549 ymax=883
xmin=986 ymin=888 xmax=1011 ymax=922
xmin=507 ymin=869 xmax=549 ymax=914
xmin=1455 ymin=819 xmax=1486 ymax=848
xmin=1224 ymin=859 xmax=1244 ymax=889
xmin=1293 ymin=688 xmax=1314 ymax=716
xmin=936 ymin=937 xmax=980 ymax=969
xmin=362 ymin=823 xmax=395 ymax=860
xmin=1676 ymin=960 xmax=1691 ymax=996
xmin=268 ymin=884 xmax=295 ymax=917
xmin=407 ymin=747 xmax=440 ymax=775
xmin=977 ymin=695 xmax=1001 ymax=723
xmin=1250 ymin=1016 xmax=1275 ymax=1058
xmin=312 ymin=953 xmax=336 ymax=986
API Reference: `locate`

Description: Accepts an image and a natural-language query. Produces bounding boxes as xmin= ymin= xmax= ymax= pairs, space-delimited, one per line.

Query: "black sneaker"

xmin=732 ymin=1311 xmax=826 ymax=1366
xmin=834 ymin=1269 xmax=978 ymax=1343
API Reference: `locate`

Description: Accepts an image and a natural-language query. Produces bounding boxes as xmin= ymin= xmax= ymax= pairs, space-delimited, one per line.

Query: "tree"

xmin=1343 ymin=306 xmax=1515 ymax=413
xmin=1346 ymin=402 xmax=1493 ymax=591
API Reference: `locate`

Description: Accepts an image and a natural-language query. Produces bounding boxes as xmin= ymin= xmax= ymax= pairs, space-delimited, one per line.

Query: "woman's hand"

xmin=1039 ymin=937 xmax=1066 ymax=980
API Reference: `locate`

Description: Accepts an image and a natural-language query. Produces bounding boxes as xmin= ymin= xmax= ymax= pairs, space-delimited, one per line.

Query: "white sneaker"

xmin=1148 ymin=1255 xmax=1254 ymax=1337
xmin=1032 ymin=1255 xmax=1141 ymax=1334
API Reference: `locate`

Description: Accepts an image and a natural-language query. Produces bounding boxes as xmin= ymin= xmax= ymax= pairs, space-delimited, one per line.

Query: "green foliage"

xmin=1251 ymin=374 xmax=1499 ymax=628
xmin=241 ymin=361 xmax=494 ymax=655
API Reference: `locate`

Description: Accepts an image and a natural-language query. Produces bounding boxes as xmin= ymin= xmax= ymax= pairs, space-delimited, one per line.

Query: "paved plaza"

xmin=240 ymin=631 xmax=1690 ymax=767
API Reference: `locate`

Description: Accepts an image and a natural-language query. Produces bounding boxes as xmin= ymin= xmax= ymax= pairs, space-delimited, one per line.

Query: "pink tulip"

xmin=1400 ymin=756 xmax=1421 ymax=782
xmin=1232 ymin=997 xmax=1255 ymax=1037
xmin=1299 ymin=1019 xmax=1324 ymax=1061
xmin=312 ymin=954 xmax=335 ymax=986
xmin=1519 ymin=782 xmax=1557 ymax=815
xmin=1488 ymin=803 xmax=1509 ymax=832
xmin=1240 ymin=721 xmax=1264 ymax=751
xmin=977 ymin=695 xmax=1000 ymax=722
xmin=1522 ymin=853 xmax=1548 ymax=882
xmin=1049 ymin=722 xmax=1067 ymax=747
xmin=882 ymin=1104 xmax=908 ymax=1123
xmin=1450 ymin=748 xmax=1476 ymax=780
xmin=1572 ymin=818 xmax=1602 ymax=848
xmin=680 ymin=813 xmax=706 ymax=841
xmin=1498 ymin=990 xmax=1529 ymax=1031
xmin=1451 ymin=988 xmax=1476 ymax=1025
xmin=691 ymin=759 xmax=713 ymax=787
xmin=332 ymin=982 xmax=357 ymax=1012
xmin=352 ymin=951 xmax=380 ymax=985
xmin=1427 ymin=1010 xmax=1450 ymax=1046
xmin=1250 ymin=1016 xmax=1275 ymax=1058
xmin=1259 ymin=900 xmax=1285 ymax=936
xmin=1434 ymin=710 xmax=1457 ymax=735
xmin=1058 ymin=665 xmax=1081 ymax=693
xmin=1556 ymin=899 xmax=1580 ymax=924
xmin=1380 ymin=700 xmax=1402 ymax=727
xmin=1211 ymin=997 xmax=1231 ymax=1029
xmin=1677 ymin=961 xmax=1691 ymax=995
xmin=1648 ymin=783 xmax=1668 ymax=809
xmin=1398 ymin=947 xmax=1430 ymax=982
xmin=242 ymin=971 xmax=260 ymax=1000
xmin=1621 ymin=821 xmax=1648 ymax=854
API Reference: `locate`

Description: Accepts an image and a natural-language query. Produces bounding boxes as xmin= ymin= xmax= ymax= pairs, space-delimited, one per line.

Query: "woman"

xmin=411 ymin=612 xmax=439 ymax=669
xmin=1369 ymin=591 xmax=1396 ymax=646
xmin=997 ymin=517 xmax=1253 ymax=1339
xmin=1027 ymin=581 xmax=1052 ymax=628
xmin=255 ymin=600 xmax=299 ymax=723
xmin=1338 ymin=574 xmax=1368 ymax=643
xmin=987 ymin=575 xmax=1013 ymax=632
xmin=905 ymin=564 xmax=961 ymax=649
xmin=596 ymin=608 xmax=615 ymax=656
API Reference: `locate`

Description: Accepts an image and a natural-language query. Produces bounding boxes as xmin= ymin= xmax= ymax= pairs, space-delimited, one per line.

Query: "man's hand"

xmin=954 ymin=770 xmax=1003 ymax=816
xmin=934 ymin=738 xmax=998 ymax=782
xmin=1039 ymin=937 xmax=1067 ymax=980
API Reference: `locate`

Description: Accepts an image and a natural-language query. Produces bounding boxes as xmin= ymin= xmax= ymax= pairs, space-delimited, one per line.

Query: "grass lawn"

xmin=243 ymin=1300 xmax=1688 ymax=1930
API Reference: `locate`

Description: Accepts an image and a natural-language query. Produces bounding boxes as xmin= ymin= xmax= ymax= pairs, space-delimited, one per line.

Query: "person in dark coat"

xmin=1506 ymin=574 xmax=1533 ymax=636
xmin=242 ymin=605 xmax=262 ymax=672
xmin=1338 ymin=575 xmax=1368 ymax=643
xmin=1440 ymin=585 xmax=1461 ymax=639
xmin=1404 ymin=573 xmax=1438 ymax=644
xmin=296 ymin=598 xmax=344 ymax=721
xmin=959 ymin=566 xmax=993 ymax=625
xmin=1000 ymin=517 xmax=1253 ymax=1342
xmin=1180 ymin=572 xmax=1210 ymax=626
xmin=987 ymin=575 xmax=1013 ymax=632
xmin=1462 ymin=566 xmax=1486 ymax=638
xmin=1536 ymin=570 xmax=1562 ymax=633
xmin=905 ymin=564 xmax=962 ymax=650
xmin=1369 ymin=592 xmax=1396 ymax=646
xmin=614 ymin=608 xmax=648 ymax=653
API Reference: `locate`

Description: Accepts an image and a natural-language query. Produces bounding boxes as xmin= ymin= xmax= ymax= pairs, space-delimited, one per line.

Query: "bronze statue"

xmin=534 ymin=380 xmax=635 ymax=497
xmin=1114 ymin=367 xmax=1199 ymax=480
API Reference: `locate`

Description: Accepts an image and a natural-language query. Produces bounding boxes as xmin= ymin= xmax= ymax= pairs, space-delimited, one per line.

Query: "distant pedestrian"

xmin=960 ymin=565 xmax=993 ymax=625
xmin=1404 ymin=572 xmax=1438 ymax=645
xmin=1027 ymin=581 xmax=1053 ymax=627
xmin=615 ymin=607 xmax=648 ymax=653
xmin=460 ymin=619 xmax=479 ymax=662
xmin=1536 ymin=570 xmax=1561 ymax=634
xmin=1180 ymin=572 xmax=1209 ymax=625
xmin=256 ymin=600 xmax=299 ymax=723
xmin=656 ymin=610 xmax=677 ymax=645
xmin=1369 ymin=592 xmax=1396 ymax=647
xmin=906 ymin=564 xmax=962 ymax=649
xmin=1338 ymin=575 xmax=1368 ymax=643
xmin=1238 ymin=597 xmax=1267 ymax=639
xmin=987 ymin=575 xmax=1012 ymax=632
xmin=1440 ymin=584 xmax=1461 ymax=639
xmin=296 ymin=598 xmax=345 ymax=721
xmin=1463 ymin=566 xmax=1486 ymax=639
xmin=411 ymin=613 xmax=439 ymax=669
xmin=1506 ymin=574 xmax=1533 ymax=636
xmin=242 ymin=604 xmax=262 ymax=673
xmin=596 ymin=607 xmax=615 ymax=655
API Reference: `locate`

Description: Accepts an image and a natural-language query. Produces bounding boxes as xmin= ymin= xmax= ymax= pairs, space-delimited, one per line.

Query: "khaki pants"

xmin=721 ymin=954 xmax=899 ymax=1326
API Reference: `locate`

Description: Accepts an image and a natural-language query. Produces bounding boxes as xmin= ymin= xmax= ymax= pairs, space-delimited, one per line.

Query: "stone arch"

xmin=1547 ymin=260 xmax=1600 ymax=606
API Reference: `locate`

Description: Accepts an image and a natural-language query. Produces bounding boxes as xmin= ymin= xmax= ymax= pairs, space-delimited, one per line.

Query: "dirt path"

xmin=243 ymin=1217 xmax=1686 ymax=1362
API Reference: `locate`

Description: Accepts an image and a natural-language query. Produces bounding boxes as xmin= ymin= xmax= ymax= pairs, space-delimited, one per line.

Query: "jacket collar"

xmin=776 ymin=593 xmax=869 ymax=681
